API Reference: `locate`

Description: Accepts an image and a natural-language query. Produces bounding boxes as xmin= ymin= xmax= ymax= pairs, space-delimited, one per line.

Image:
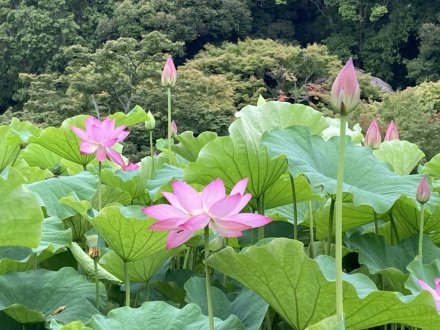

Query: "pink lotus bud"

xmin=384 ymin=120 xmax=399 ymax=141
xmin=171 ymin=120 xmax=178 ymax=136
xmin=416 ymin=176 xmax=431 ymax=204
xmin=330 ymin=57 xmax=360 ymax=114
xmin=364 ymin=118 xmax=381 ymax=149
xmin=161 ymin=56 xmax=177 ymax=87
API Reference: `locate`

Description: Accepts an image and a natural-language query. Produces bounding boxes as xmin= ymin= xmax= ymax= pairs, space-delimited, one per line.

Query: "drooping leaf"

xmin=91 ymin=205 xmax=167 ymax=262
xmin=262 ymin=126 xmax=431 ymax=214
xmin=27 ymin=171 xmax=98 ymax=220
xmin=173 ymin=131 xmax=218 ymax=162
xmin=86 ymin=301 xmax=244 ymax=329
xmin=0 ymin=267 xmax=104 ymax=324
xmin=374 ymin=140 xmax=424 ymax=175
xmin=207 ymin=238 xmax=440 ymax=329
xmin=0 ymin=167 xmax=43 ymax=248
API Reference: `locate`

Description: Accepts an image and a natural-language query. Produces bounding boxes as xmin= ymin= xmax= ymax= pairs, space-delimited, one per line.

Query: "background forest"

xmin=1 ymin=0 xmax=440 ymax=159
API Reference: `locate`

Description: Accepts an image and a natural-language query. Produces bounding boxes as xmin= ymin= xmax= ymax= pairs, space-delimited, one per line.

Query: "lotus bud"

xmin=161 ymin=56 xmax=177 ymax=87
xmin=416 ymin=176 xmax=431 ymax=204
xmin=86 ymin=235 xmax=100 ymax=259
xmin=145 ymin=111 xmax=156 ymax=131
xmin=330 ymin=57 xmax=360 ymax=114
xmin=171 ymin=120 xmax=178 ymax=136
xmin=364 ymin=118 xmax=381 ymax=149
xmin=384 ymin=120 xmax=399 ymax=141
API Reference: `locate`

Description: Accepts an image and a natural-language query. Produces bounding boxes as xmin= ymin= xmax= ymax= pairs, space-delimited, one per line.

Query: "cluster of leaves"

xmin=2 ymin=100 xmax=440 ymax=329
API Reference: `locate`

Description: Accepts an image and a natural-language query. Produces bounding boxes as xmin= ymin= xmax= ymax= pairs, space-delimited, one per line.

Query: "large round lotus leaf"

xmin=27 ymin=171 xmax=98 ymax=220
xmin=0 ymin=126 xmax=21 ymax=172
xmin=0 ymin=167 xmax=43 ymax=248
xmin=262 ymin=126 xmax=429 ymax=214
xmin=0 ymin=267 xmax=104 ymax=324
xmin=305 ymin=315 xmax=344 ymax=330
xmin=108 ymin=105 xmax=150 ymax=127
xmin=207 ymin=238 xmax=440 ymax=329
xmin=173 ymin=131 xmax=218 ymax=162
xmin=86 ymin=301 xmax=244 ymax=329
xmin=421 ymin=153 xmax=440 ymax=177
xmin=101 ymin=169 xmax=145 ymax=201
xmin=99 ymin=248 xmax=180 ymax=282
xmin=146 ymin=164 xmax=184 ymax=202
xmin=374 ymin=140 xmax=424 ymax=176
xmin=91 ymin=205 xmax=167 ymax=262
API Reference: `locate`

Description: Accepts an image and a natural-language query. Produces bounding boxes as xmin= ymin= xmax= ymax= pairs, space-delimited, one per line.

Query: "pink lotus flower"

xmin=364 ymin=118 xmax=381 ymax=149
xmin=161 ymin=56 xmax=177 ymax=87
xmin=417 ymin=278 xmax=440 ymax=311
xmin=71 ymin=116 xmax=129 ymax=167
xmin=123 ymin=162 xmax=139 ymax=171
xmin=171 ymin=120 xmax=178 ymax=136
xmin=142 ymin=178 xmax=272 ymax=249
xmin=384 ymin=120 xmax=399 ymax=141
xmin=416 ymin=176 xmax=431 ymax=204
xmin=330 ymin=57 xmax=360 ymax=114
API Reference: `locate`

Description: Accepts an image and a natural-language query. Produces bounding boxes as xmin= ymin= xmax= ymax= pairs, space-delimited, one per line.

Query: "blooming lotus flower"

xmin=330 ymin=57 xmax=360 ymax=114
xmin=364 ymin=118 xmax=381 ymax=149
xmin=161 ymin=56 xmax=177 ymax=87
xmin=417 ymin=278 xmax=440 ymax=311
xmin=171 ymin=120 xmax=178 ymax=136
xmin=384 ymin=120 xmax=399 ymax=141
xmin=416 ymin=176 xmax=431 ymax=204
xmin=142 ymin=178 xmax=271 ymax=249
xmin=71 ymin=116 xmax=129 ymax=166
xmin=123 ymin=162 xmax=139 ymax=171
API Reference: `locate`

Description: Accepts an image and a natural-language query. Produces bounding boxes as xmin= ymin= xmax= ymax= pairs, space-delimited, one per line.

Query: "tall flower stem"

xmin=94 ymin=258 xmax=99 ymax=309
xmin=374 ymin=211 xmax=379 ymax=235
xmin=335 ymin=114 xmax=347 ymax=324
xmin=418 ymin=203 xmax=425 ymax=258
xmin=149 ymin=130 xmax=154 ymax=159
xmin=204 ymin=227 xmax=214 ymax=330
xmin=257 ymin=195 xmax=265 ymax=240
xmin=167 ymin=87 xmax=173 ymax=164
xmin=97 ymin=162 xmax=102 ymax=211
xmin=309 ymin=201 xmax=315 ymax=258
xmin=290 ymin=175 xmax=298 ymax=240
xmin=325 ymin=198 xmax=335 ymax=256
xmin=124 ymin=261 xmax=130 ymax=307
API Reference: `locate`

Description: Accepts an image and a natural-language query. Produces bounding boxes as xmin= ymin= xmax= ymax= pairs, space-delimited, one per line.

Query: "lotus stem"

xmin=124 ymin=261 xmax=130 ymax=307
xmin=257 ymin=194 xmax=265 ymax=240
xmin=167 ymin=87 xmax=172 ymax=164
xmin=97 ymin=161 xmax=102 ymax=211
xmin=290 ymin=174 xmax=298 ymax=240
xmin=418 ymin=203 xmax=425 ymax=258
xmin=335 ymin=114 xmax=347 ymax=324
xmin=94 ymin=258 xmax=99 ymax=309
xmin=204 ymin=226 xmax=215 ymax=330
xmin=309 ymin=201 xmax=315 ymax=258
xmin=149 ymin=130 xmax=154 ymax=160
xmin=183 ymin=247 xmax=191 ymax=269
xmin=326 ymin=198 xmax=335 ymax=256
xmin=374 ymin=211 xmax=379 ymax=235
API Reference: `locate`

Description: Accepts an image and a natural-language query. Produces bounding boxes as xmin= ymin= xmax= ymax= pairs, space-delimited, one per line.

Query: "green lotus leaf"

xmin=96 ymin=185 xmax=132 ymax=206
xmin=421 ymin=153 xmax=440 ymax=178
xmin=101 ymin=168 xmax=145 ymax=201
xmin=109 ymin=105 xmax=149 ymax=127
xmin=184 ymin=277 xmax=268 ymax=330
xmin=21 ymin=143 xmax=62 ymax=170
xmin=28 ymin=115 xmax=95 ymax=166
xmin=27 ymin=171 xmax=98 ymax=220
xmin=86 ymin=301 xmax=244 ymax=329
xmin=0 ymin=167 xmax=43 ymax=248
xmin=406 ymin=256 xmax=440 ymax=295
xmin=15 ymin=163 xmax=53 ymax=183
xmin=69 ymin=242 xmax=122 ymax=284
xmin=305 ymin=315 xmax=344 ymax=330
xmin=0 ymin=267 xmax=104 ymax=324
xmin=173 ymin=131 xmax=218 ymax=162
xmin=262 ymin=126 xmax=428 ymax=214
xmin=91 ymin=205 xmax=167 ymax=262
xmin=0 ymin=126 xmax=21 ymax=172
xmin=185 ymin=102 xmax=327 ymax=202
xmin=99 ymin=248 xmax=180 ymax=282
xmin=207 ymin=238 xmax=440 ymax=329
xmin=50 ymin=319 xmax=92 ymax=330
xmin=374 ymin=140 xmax=424 ymax=175
xmin=146 ymin=164 xmax=184 ymax=202
xmin=9 ymin=117 xmax=41 ymax=143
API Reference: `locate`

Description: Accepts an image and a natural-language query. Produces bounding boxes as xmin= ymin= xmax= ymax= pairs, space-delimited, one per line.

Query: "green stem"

xmin=418 ymin=203 xmax=425 ymax=258
xmin=335 ymin=114 xmax=347 ymax=323
xmin=326 ymin=198 xmax=335 ymax=256
xmin=98 ymin=162 xmax=102 ymax=211
xmin=183 ymin=247 xmax=191 ymax=269
xmin=390 ymin=211 xmax=400 ymax=243
xmin=94 ymin=258 xmax=100 ymax=309
xmin=290 ymin=174 xmax=298 ymax=240
xmin=33 ymin=252 xmax=38 ymax=270
xmin=124 ymin=261 xmax=130 ymax=307
xmin=309 ymin=201 xmax=314 ymax=258
xmin=374 ymin=211 xmax=379 ymax=235
xmin=167 ymin=87 xmax=172 ymax=163
xmin=204 ymin=227 xmax=215 ymax=330
xmin=257 ymin=194 xmax=265 ymax=240
xmin=10 ymin=147 xmax=21 ymax=167
xmin=264 ymin=310 xmax=272 ymax=330
xmin=149 ymin=130 xmax=154 ymax=161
